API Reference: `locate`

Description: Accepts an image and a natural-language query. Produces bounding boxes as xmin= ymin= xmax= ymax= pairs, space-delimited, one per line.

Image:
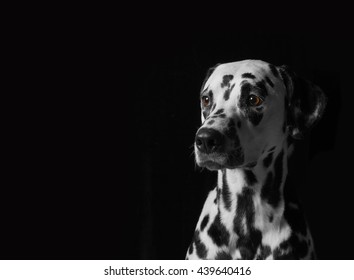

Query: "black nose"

xmin=195 ymin=128 xmax=224 ymax=154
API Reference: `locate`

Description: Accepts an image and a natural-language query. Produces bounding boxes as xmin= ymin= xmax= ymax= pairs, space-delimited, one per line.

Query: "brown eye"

xmin=201 ymin=96 xmax=210 ymax=107
xmin=247 ymin=95 xmax=263 ymax=107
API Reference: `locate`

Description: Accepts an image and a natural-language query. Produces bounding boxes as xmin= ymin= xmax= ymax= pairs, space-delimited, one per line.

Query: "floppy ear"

xmin=200 ymin=63 xmax=221 ymax=92
xmin=279 ymin=65 xmax=327 ymax=140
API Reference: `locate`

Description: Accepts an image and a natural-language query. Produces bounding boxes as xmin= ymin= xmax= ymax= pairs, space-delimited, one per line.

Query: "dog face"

xmin=194 ymin=60 xmax=326 ymax=170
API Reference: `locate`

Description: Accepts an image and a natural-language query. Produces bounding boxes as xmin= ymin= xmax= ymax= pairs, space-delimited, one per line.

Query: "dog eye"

xmin=247 ymin=95 xmax=263 ymax=107
xmin=201 ymin=96 xmax=210 ymax=107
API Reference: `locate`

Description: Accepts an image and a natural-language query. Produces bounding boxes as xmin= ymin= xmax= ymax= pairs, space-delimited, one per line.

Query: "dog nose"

xmin=195 ymin=128 xmax=224 ymax=154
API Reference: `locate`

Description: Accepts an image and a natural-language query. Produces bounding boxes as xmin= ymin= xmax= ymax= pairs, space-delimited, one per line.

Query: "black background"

xmin=3 ymin=28 xmax=354 ymax=260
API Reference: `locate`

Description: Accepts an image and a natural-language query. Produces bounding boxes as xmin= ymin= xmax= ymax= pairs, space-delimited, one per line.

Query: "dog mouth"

xmin=196 ymin=148 xmax=244 ymax=170
xmin=197 ymin=152 xmax=227 ymax=170
xmin=198 ymin=160 xmax=225 ymax=170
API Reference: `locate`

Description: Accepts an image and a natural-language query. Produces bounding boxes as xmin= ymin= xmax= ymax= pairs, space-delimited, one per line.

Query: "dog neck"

xmin=216 ymin=139 xmax=290 ymax=235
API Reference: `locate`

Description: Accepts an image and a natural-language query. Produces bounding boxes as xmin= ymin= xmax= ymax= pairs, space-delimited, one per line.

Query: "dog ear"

xmin=279 ymin=65 xmax=327 ymax=140
xmin=200 ymin=63 xmax=221 ymax=92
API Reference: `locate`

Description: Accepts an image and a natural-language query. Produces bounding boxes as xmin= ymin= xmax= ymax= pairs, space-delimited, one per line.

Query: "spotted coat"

xmin=186 ymin=60 xmax=327 ymax=260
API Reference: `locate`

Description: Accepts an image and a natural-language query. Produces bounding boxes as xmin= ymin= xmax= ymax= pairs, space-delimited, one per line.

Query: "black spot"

xmin=224 ymin=119 xmax=237 ymax=140
xmin=269 ymin=214 xmax=274 ymax=223
xmin=265 ymin=76 xmax=274 ymax=88
xmin=255 ymin=80 xmax=268 ymax=97
xmin=241 ymin=73 xmax=256 ymax=79
xmin=227 ymin=147 xmax=244 ymax=166
xmin=200 ymin=215 xmax=209 ymax=231
xmin=234 ymin=188 xmax=262 ymax=259
xmin=202 ymin=111 xmax=207 ymax=119
xmin=274 ymin=232 xmax=308 ymax=259
xmin=222 ymin=170 xmax=231 ymax=211
xmin=214 ymin=198 xmax=217 ymax=204
xmin=272 ymin=239 xmax=293 ymax=259
xmin=218 ymin=113 xmax=226 ymax=118
xmin=207 ymin=120 xmax=215 ymax=125
xmin=237 ymin=121 xmax=241 ymax=128
xmin=209 ymin=90 xmax=213 ymax=98
xmin=248 ymin=111 xmax=263 ymax=126
xmin=279 ymin=239 xmax=290 ymax=250
xmin=261 ymin=150 xmax=284 ymax=208
xmin=261 ymin=172 xmax=274 ymax=204
xmin=237 ymin=230 xmax=262 ymax=260
xmin=257 ymin=245 xmax=271 ymax=259
xmin=221 ymin=74 xmax=234 ymax=88
xmin=217 ymin=187 xmax=221 ymax=202
xmin=193 ymin=230 xmax=208 ymax=259
xmin=263 ymin=151 xmax=274 ymax=168
xmin=215 ymin=251 xmax=232 ymax=260
xmin=215 ymin=109 xmax=224 ymax=115
xmin=188 ymin=243 xmax=194 ymax=254
xmin=207 ymin=213 xmax=230 ymax=247
xmin=240 ymin=82 xmax=252 ymax=100
xmin=244 ymin=170 xmax=257 ymax=186
xmin=238 ymin=246 xmax=254 ymax=260
xmin=223 ymin=83 xmax=235 ymax=101
xmin=269 ymin=64 xmax=279 ymax=77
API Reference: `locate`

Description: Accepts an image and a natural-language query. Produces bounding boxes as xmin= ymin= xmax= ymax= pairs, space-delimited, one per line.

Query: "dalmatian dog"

xmin=186 ymin=60 xmax=327 ymax=260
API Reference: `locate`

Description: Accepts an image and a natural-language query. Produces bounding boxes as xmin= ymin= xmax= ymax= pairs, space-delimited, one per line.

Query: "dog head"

xmin=194 ymin=60 xmax=327 ymax=170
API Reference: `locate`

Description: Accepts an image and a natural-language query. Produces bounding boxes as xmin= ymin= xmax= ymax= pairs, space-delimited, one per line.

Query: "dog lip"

xmin=196 ymin=151 xmax=226 ymax=169
xmin=198 ymin=160 xmax=224 ymax=170
xmin=196 ymin=148 xmax=245 ymax=170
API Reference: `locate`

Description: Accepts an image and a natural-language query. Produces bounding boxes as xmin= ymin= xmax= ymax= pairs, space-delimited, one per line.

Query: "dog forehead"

xmin=204 ymin=60 xmax=274 ymax=91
